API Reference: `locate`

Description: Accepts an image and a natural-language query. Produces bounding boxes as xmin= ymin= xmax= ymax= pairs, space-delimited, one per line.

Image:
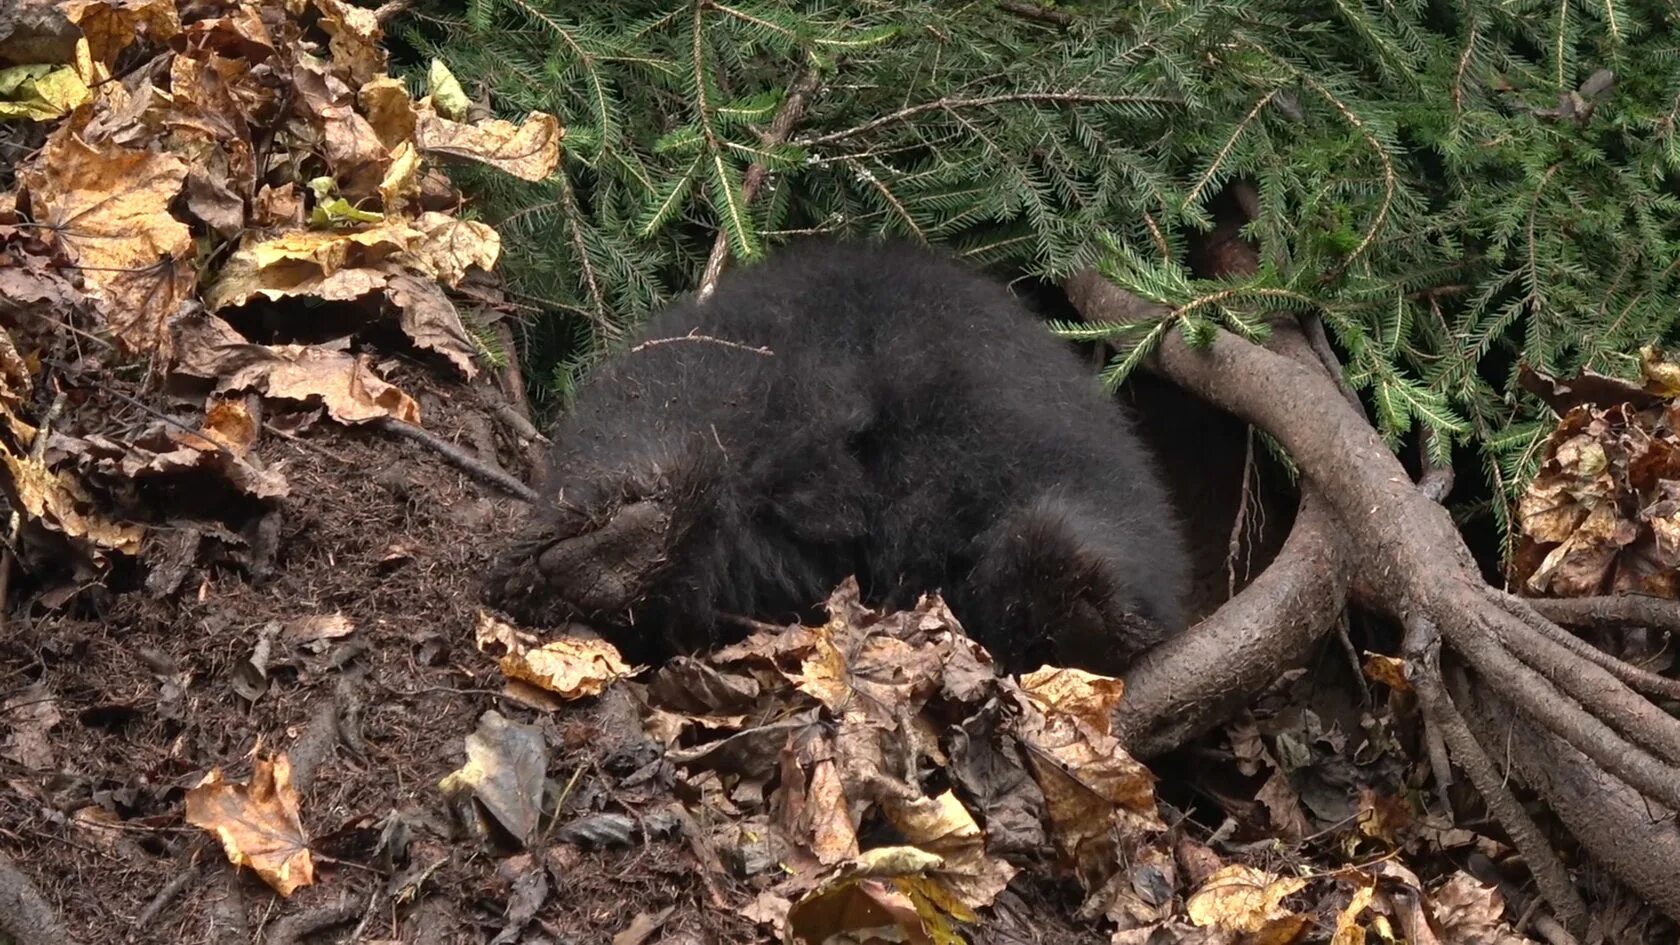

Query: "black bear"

xmin=483 ymin=239 xmax=1190 ymax=674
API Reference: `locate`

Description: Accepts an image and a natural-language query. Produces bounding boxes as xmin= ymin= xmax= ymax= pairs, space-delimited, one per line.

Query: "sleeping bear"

xmin=482 ymin=239 xmax=1190 ymax=674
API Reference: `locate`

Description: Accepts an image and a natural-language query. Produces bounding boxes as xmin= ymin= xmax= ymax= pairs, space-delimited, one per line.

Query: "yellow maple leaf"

xmin=185 ymin=754 xmax=316 ymax=897
xmin=18 ymin=123 xmax=193 ymax=355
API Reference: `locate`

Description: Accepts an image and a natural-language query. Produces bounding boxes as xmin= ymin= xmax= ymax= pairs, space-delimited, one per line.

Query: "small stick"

xmin=627 ymin=329 xmax=773 ymax=358
xmin=696 ymin=67 xmax=823 ymax=301
xmin=371 ymin=416 xmax=538 ymax=503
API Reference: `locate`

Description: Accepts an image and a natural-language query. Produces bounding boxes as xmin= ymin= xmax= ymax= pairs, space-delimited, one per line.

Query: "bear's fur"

xmin=483 ymin=238 xmax=1191 ymax=673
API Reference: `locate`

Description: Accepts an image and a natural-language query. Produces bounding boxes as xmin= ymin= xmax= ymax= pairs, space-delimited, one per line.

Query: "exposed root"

xmin=1065 ymin=266 xmax=1680 ymax=924
xmin=0 ymin=848 xmax=70 ymax=945
xmin=1404 ymin=615 xmax=1588 ymax=932
xmin=1528 ymin=593 xmax=1680 ymax=639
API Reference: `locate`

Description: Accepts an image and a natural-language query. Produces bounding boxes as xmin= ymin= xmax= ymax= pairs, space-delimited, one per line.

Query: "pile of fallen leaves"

xmin=0 ymin=0 xmax=557 ymax=596
xmin=1514 ymin=346 xmax=1680 ymax=599
xmin=425 ymin=581 xmax=1542 ymax=944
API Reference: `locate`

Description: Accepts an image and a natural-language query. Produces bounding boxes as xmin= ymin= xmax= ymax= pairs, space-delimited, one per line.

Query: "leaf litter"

xmin=0 ymin=0 xmax=1627 ymax=942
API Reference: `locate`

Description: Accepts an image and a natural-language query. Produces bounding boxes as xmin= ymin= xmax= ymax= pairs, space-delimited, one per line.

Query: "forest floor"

xmin=2 ymin=0 xmax=1673 ymax=942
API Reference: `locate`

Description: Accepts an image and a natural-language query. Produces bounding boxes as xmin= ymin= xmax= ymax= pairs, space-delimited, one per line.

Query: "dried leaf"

xmin=1 ymin=422 xmax=144 ymax=555
xmin=312 ymin=0 xmax=385 ymax=87
xmin=415 ymin=102 xmax=562 ymax=182
xmin=1330 ymin=873 xmax=1376 ymax=945
xmin=281 ymin=613 xmax=355 ymax=643
xmin=1185 ymin=865 xmax=1308 ymax=945
xmin=172 ymin=315 xmax=421 ymax=425
xmin=0 ymin=63 xmax=91 ymax=120
xmin=357 ymin=76 xmax=417 ymax=149
xmin=1 ymin=683 xmax=60 ymax=770
xmin=61 ymin=0 xmax=180 ymax=66
xmin=18 ymin=125 xmax=193 ymax=354
xmin=1018 ymin=665 xmax=1125 ymax=734
xmin=1361 ymin=653 xmax=1410 ymax=692
xmin=200 ymin=397 xmax=260 ymax=455
xmin=499 ymin=635 xmax=634 ymax=700
xmin=413 ymin=211 xmax=501 ymax=286
xmin=385 ymin=274 xmax=479 ymax=379
xmin=1428 ymin=873 xmax=1527 ymax=945
xmin=185 ymin=754 xmax=315 ymax=897
xmin=438 ymin=710 xmax=549 ymax=847
xmin=878 ymin=789 xmax=1016 ymax=910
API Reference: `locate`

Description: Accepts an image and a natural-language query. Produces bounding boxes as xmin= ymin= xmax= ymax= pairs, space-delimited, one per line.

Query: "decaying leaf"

xmin=172 ymin=314 xmax=421 ymax=425
xmin=18 ymin=122 xmax=193 ymax=354
xmin=185 ymin=754 xmax=315 ymax=896
xmin=1330 ymin=872 xmax=1377 ymax=945
xmin=1 ymin=425 xmax=144 ymax=555
xmin=1428 ymin=873 xmax=1527 ymax=945
xmin=1513 ymin=347 xmax=1680 ymax=599
xmin=438 ymin=710 xmax=549 ymax=847
xmin=415 ymin=101 xmax=563 ymax=182
xmin=61 ymin=0 xmax=180 ymax=65
xmin=1018 ymin=665 xmax=1126 ymax=734
xmin=499 ymin=635 xmax=636 ymax=700
xmin=2 ymin=683 xmax=61 ymax=771
xmin=1185 ymin=864 xmax=1308 ymax=944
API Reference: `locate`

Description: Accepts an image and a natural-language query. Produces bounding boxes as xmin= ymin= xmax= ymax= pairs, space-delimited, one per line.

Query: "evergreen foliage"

xmin=399 ymin=0 xmax=1680 ymax=556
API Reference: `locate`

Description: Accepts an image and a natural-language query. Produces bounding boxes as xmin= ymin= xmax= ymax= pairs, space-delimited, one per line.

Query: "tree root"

xmin=1114 ymin=489 xmax=1348 ymax=756
xmin=1528 ymin=593 xmax=1680 ymax=640
xmin=1064 ymin=268 xmax=1680 ymax=928
xmin=0 ymin=847 xmax=70 ymax=945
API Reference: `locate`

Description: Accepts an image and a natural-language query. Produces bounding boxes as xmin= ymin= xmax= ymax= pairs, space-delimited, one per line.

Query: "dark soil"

xmin=0 ymin=358 xmax=1122 ymax=945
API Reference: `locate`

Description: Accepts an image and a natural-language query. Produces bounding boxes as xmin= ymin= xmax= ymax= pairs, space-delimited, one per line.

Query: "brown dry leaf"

xmin=1330 ymin=872 xmax=1377 ymax=945
xmin=1355 ymin=787 xmax=1410 ymax=844
xmin=878 ymin=789 xmax=1016 ymax=910
xmin=474 ymin=609 xmax=540 ymax=656
xmin=171 ymin=315 xmax=421 ymax=425
xmin=293 ymin=51 xmax=391 ymax=195
xmin=413 ymin=211 xmax=501 ymax=286
xmin=2 ymin=683 xmax=61 ymax=771
xmin=1018 ymin=665 xmax=1125 ymax=734
xmin=312 ymin=0 xmax=385 ymax=87
xmin=185 ymin=754 xmax=315 ymax=897
xmin=18 ymin=124 xmax=193 ymax=354
xmin=1526 ymin=501 xmax=1634 ymax=595
xmin=62 ymin=0 xmax=180 ymax=66
xmin=1 ymin=427 xmax=144 ymax=555
xmin=204 ymin=222 xmax=414 ymax=310
xmin=386 ymin=273 xmax=480 ymax=380
xmin=359 ymin=77 xmax=418 ymax=149
xmin=200 ymin=397 xmax=260 ymax=454
xmin=379 ymin=140 xmax=422 ymax=213
xmin=438 ymin=710 xmax=549 ymax=847
xmin=281 ymin=613 xmax=355 ymax=644
xmin=499 ymin=635 xmax=634 ymax=700
xmin=805 ymin=755 xmax=861 ymax=865
xmin=1428 ymin=873 xmax=1526 ymax=945
xmin=785 ymin=847 xmax=952 ymax=945
xmin=415 ymin=101 xmax=563 ymax=182
xmin=1361 ymin=653 xmax=1410 ymax=692
xmin=1640 ymin=344 xmax=1680 ymax=398
xmin=1185 ymin=865 xmax=1308 ymax=945
xmin=253 ymin=183 xmax=304 ymax=228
